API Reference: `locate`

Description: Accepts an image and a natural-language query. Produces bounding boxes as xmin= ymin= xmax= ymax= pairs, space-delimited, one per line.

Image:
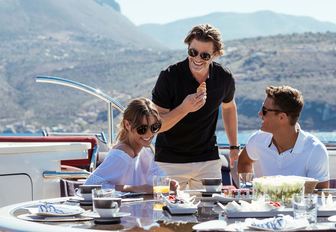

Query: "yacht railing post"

xmin=35 ymin=76 xmax=125 ymax=148
xmin=108 ymin=102 xmax=114 ymax=148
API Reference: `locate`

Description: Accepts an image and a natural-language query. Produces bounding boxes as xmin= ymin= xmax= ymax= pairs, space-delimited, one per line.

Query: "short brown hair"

xmin=184 ymin=24 xmax=224 ymax=56
xmin=266 ymin=85 xmax=304 ymax=125
xmin=116 ymin=98 xmax=161 ymax=141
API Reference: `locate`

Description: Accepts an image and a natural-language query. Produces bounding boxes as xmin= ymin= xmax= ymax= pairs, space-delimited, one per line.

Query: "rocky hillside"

xmin=0 ymin=1 xmax=335 ymax=133
xmin=1 ymin=32 xmax=335 ymax=133
xmin=0 ymin=0 xmax=163 ymax=49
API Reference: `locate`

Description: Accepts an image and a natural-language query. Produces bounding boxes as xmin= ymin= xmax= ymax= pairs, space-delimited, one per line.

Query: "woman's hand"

xmin=115 ymin=184 xmax=153 ymax=193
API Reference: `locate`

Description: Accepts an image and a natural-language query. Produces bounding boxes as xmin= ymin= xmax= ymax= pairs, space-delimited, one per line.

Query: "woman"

xmin=85 ymin=97 xmax=165 ymax=193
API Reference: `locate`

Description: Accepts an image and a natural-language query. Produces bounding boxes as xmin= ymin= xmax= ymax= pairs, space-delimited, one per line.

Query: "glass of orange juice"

xmin=153 ymin=175 xmax=170 ymax=201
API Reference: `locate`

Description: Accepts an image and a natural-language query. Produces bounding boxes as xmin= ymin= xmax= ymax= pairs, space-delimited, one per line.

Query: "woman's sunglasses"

xmin=188 ymin=48 xmax=212 ymax=61
xmin=136 ymin=122 xmax=162 ymax=135
xmin=261 ymin=106 xmax=283 ymax=116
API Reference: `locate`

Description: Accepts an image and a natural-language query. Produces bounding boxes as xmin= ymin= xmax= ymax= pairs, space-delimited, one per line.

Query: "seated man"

xmin=238 ymin=85 xmax=329 ymax=189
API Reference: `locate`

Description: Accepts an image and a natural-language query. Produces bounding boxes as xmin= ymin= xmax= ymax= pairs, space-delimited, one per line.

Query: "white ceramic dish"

xmin=212 ymin=193 xmax=253 ymax=203
xmin=84 ymin=211 xmax=131 ymax=219
xmin=192 ymin=220 xmax=227 ymax=231
xmin=17 ymin=214 xmax=93 ymax=222
xmin=162 ymin=196 xmax=198 ymax=215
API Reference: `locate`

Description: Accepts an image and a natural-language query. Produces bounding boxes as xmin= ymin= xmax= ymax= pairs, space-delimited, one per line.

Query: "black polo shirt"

xmin=152 ymin=58 xmax=235 ymax=163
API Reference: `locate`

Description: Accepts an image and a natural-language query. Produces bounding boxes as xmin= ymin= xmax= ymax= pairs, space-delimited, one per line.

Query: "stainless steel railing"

xmin=35 ymin=76 xmax=125 ymax=148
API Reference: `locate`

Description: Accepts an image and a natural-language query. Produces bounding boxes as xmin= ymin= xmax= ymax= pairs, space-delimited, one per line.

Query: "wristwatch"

xmin=229 ymin=145 xmax=240 ymax=150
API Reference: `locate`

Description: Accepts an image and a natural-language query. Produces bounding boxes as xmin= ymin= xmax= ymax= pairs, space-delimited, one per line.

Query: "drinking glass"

xmin=153 ymin=175 xmax=170 ymax=200
xmin=292 ymin=193 xmax=318 ymax=224
xmin=238 ymin=172 xmax=254 ymax=189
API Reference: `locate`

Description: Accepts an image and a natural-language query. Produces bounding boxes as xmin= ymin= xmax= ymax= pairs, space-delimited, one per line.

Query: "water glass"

xmin=238 ymin=172 xmax=254 ymax=189
xmin=292 ymin=193 xmax=318 ymax=224
xmin=153 ymin=175 xmax=170 ymax=200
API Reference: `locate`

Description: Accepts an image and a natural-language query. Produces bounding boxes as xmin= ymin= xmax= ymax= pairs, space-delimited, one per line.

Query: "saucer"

xmin=94 ymin=217 xmax=121 ymax=224
xmin=93 ymin=212 xmax=131 ymax=224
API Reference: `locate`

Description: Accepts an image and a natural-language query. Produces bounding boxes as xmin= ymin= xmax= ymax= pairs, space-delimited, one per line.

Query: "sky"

xmin=116 ymin=0 xmax=336 ymax=25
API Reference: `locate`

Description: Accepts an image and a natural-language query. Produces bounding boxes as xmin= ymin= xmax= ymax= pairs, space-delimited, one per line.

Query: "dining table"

xmin=0 ymin=192 xmax=336 ymax=231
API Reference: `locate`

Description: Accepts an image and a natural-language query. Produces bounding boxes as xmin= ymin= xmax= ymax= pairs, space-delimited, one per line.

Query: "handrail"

xmin=43 ymin=170 xmax=90 ymax=179
xmin=35 ymin=76 xmax=125 ymax=148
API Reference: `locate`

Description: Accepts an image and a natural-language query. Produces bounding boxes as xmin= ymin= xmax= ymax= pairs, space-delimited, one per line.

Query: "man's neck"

xmin=191 ymin=71 xmax=209 ymax=84
xmin=272 ymin=127 xmax=299 ymax=154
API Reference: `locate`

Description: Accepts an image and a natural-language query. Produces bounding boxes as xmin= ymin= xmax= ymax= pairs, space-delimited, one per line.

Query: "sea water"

xmin=1 ymin=130 xmax=336 ymax=145
xmin=215 ymin=130 xmax=336 ymax=145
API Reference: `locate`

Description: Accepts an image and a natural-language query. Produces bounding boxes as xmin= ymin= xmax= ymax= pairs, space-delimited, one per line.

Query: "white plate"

xmin=192 ymin=220 xmax=227 ymax=231
xmin=17 ymin=214 xmax=93 ymax=222
xmin=26 ymin=204 xmax=85 ymax=217
xmin=328 ymin=215 xmax=336 ymax=222
xmin=165 ymin=205 xmax=198 ymax=215
xmin=212 ymin=193 xmax=252 ymax=203
xmin=83 ymin=211 xmax=131 ymax=219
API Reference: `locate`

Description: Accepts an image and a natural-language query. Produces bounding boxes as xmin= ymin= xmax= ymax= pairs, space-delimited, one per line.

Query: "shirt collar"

xmin=266 ymin=128 xmax=304 ymax=154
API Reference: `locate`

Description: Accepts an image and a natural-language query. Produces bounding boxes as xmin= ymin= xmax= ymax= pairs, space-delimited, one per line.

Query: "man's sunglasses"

xmin=136 ymin=122 xmax=162 ymax=135
xmin=261 ymin=106 xmax=283 ymax=116
xmin=188 ymin=48 xmax=212 ymax=61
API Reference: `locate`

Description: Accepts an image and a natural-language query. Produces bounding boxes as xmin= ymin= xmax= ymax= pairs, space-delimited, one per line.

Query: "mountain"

xmin=138 ymin=11 xmax=336 ymax=49
xmin=0 ymin=0 xmax=163 ymax=49
xmin=1 ymin=31 xmax=335 ymax=133
xmin=0 ymin=2 xmax=335 ymax=133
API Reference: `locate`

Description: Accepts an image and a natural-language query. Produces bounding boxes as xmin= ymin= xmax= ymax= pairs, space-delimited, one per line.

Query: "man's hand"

xmin=181 ymin=91 xmax=206 ymax=113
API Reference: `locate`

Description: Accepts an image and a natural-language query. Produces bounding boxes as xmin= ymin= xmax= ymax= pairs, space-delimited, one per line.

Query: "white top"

xmin=85 ymin=147 xmax=164 ymax=188
xmin=246 ymin=129 xmax=329 ymax=182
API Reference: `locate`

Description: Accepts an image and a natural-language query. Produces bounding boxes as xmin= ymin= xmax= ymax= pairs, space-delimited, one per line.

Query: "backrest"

xmin=0 ymin=136 xmax=98 ymax=170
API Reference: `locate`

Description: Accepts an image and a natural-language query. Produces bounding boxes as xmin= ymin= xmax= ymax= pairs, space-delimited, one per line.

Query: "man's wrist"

xmin=229 ymin=145 xmax=240 ymax=150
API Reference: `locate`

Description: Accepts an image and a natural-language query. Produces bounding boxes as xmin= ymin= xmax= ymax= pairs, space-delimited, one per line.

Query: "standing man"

xmin=152 ymin=24 xmax=239 ymax=189
xmin=238 ymin=85 xmax=329 ymax=189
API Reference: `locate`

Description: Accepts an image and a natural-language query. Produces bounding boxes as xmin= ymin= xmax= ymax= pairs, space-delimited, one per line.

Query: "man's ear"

xmin=279 ymin=112 xmax=288 ymax=122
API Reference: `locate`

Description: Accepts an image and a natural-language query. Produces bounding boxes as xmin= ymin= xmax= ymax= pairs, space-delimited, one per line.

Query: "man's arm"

xmin=221 ymin=99 xmax=239 ymax=166
xmin=237 ymin=147 xmax=254 ymax=173
xmin=155 ymin=91 xmax=206 ymax=132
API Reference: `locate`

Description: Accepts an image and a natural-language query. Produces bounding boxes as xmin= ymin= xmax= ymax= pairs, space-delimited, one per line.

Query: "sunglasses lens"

xmin=200 ymin=52 xmax=211 ymax=61
xmin=188 ymin=48 xmax=198 ymax=57
xmin=188 ymin=48 xmax=211 ymax=61
xmin=136 ymin=125 xmax=147 ymax=135
xmin=151 ymin=122 xmax=162 ymax=133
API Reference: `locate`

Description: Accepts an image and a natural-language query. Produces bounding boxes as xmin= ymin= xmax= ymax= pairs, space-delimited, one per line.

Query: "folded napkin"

xmin=27 ymin=203 xmax=85 ymax=216
xmin=192 ymin=220 xmax=227 ymax=231
xmin=38 ymin=203 xmax=65 ymax=214
xmin=246 ymin=215 xmax=309 ymax=230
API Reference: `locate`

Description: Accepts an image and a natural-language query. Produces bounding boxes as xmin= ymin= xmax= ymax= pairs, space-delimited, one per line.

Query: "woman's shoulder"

xmin=112 ymin=143 xmax=135 ymax=157
xmin=139 ymin=146 xmax=154 ymax=157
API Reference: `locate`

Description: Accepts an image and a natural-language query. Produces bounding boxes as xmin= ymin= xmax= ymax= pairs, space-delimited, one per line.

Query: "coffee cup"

xmin=93 ymin=197 xmax=122 ymax=218
xmin=75 ymin=184 xmax=102 ymax=201
xmin=201 ymin=178 xmax=222 ymax=192
xmin=92 ymin=188 xmax=121 ymax=218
